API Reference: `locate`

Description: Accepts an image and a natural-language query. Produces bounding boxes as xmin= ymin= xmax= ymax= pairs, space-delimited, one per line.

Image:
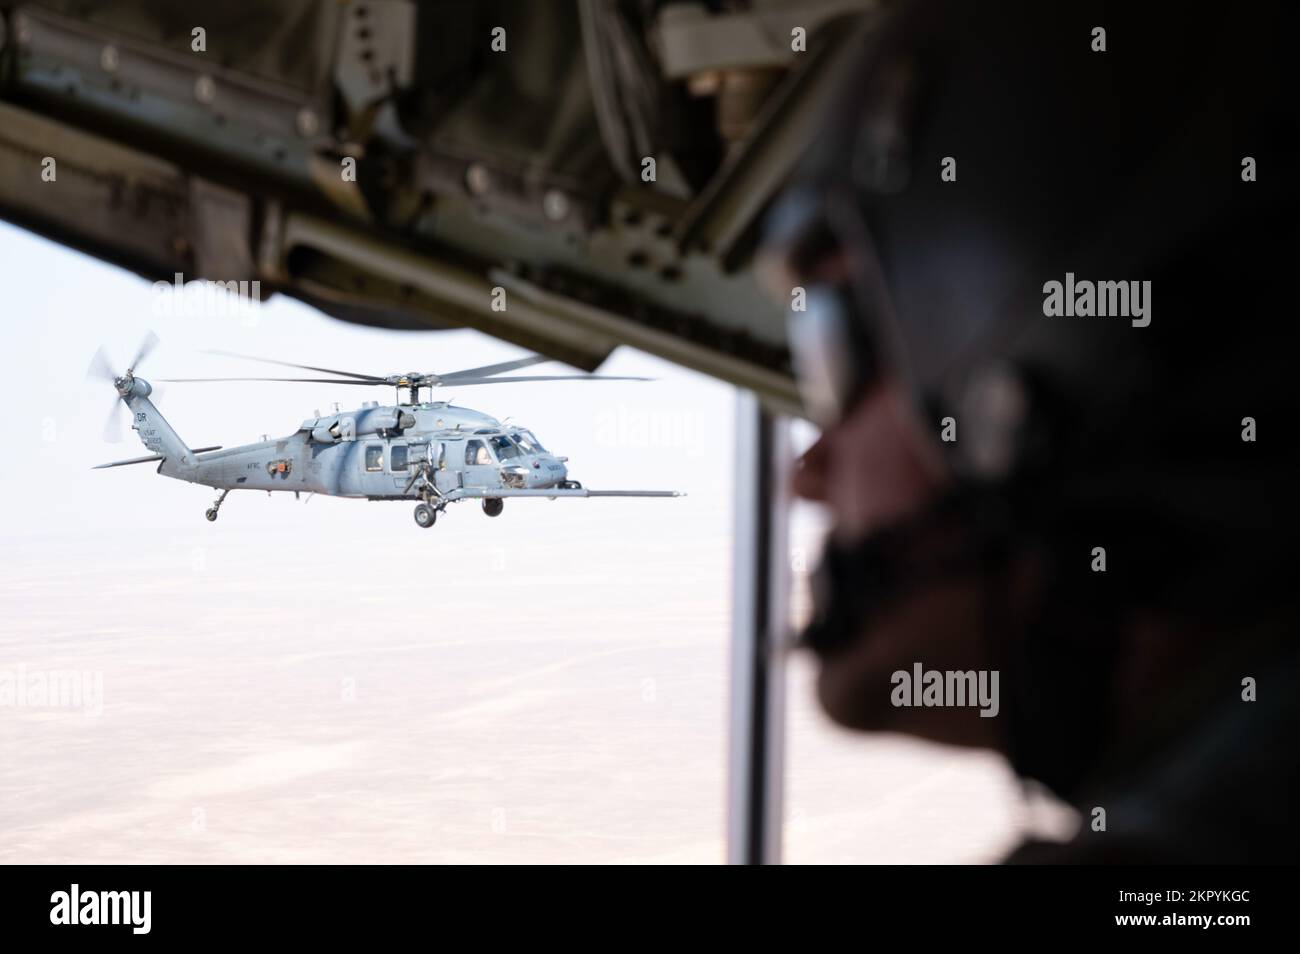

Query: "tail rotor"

xmin=87 ymin=332 xmax=159 ymax=444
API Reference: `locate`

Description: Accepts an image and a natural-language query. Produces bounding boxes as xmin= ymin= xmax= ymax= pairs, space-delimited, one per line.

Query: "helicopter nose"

xmin=531 ymin=455 xmax=566 ymax=486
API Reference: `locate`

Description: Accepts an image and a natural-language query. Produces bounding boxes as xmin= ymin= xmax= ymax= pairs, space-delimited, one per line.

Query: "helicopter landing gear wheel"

xmin=482 ymin=498 xmax=504 ymax=518
xmin=205 ymin=489 xmax=229 ymax=523
xmin=413 ymin=503 xmax=436 ymax=529
xmin=561 ymin=480 xmax=582 ymax=490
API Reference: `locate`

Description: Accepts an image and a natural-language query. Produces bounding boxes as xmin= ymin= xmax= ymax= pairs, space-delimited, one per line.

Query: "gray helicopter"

xmin=90 ymin=334 xmax=681 ymax=528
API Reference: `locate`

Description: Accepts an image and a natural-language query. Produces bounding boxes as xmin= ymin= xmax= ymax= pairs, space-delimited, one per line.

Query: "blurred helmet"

xmin=765 ymin=0 xmax=1296 ymax=794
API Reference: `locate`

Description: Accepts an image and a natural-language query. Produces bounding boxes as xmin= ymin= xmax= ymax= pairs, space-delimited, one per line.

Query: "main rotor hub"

xmin=387 ymin=373 xmax=441 ymax=387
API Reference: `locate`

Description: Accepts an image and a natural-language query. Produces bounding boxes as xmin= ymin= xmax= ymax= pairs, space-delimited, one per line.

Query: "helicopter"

xmin=89 ymin=334 xmax=682 ymax=528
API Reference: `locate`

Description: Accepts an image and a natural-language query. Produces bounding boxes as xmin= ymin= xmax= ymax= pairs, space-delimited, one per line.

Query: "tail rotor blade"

xmin=87 ymin=347 xmax=118 ymax=383
xmin=129 ymin=330 xmax=159 ymax=372
xmin=103 ymin=402 xmax=125 ymax=444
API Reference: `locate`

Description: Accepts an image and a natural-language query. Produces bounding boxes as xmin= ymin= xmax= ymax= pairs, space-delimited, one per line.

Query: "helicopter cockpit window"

xmin=390 ymin=444 xmax=409 ymax=472
xmin=465 ymin=440 xmax=492 ymax=466
xmin=490 ymin=435 xmax=522 ymax=461
xmin=365 ymin=445 xmax=383 ymax=471
xmin=518 ymin=430 xmax=547 ymax=453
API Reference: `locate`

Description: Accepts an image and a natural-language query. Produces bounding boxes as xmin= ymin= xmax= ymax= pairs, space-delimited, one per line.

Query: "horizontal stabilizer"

xmin=92 ymin=453 xmax=163 ymax=469
xmin=93 ymin=445 xmax=221 ymax=469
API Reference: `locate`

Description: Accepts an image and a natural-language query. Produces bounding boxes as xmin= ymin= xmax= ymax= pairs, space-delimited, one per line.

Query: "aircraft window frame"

xmin=364 ymin=444 xmax=384 ymax=472
xmin=390 ymin=444 xmax=409 ymax=472
xmin=490 ymin=435 xmax=522 ymax=461
xmin=519 ymin=430 xmax=547 ymax=453
xmin=465 ymin=439 xmax=493 ymax=466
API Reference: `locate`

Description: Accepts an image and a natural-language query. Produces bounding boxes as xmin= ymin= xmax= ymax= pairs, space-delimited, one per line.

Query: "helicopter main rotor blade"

xmin=128 ymin=330 xmax=160 ymax=372
xmin=86 ymin=346 xmax=118 ymax=383
xmin=435 ymin=354 xmax=550 ymax=382
xmin=159 ymin=377 xmax=383 ymax=385
xmin=432 ymin=374 xmax=651 ymax=386
xmin=200 ymin=350 xmax=387 ymax=382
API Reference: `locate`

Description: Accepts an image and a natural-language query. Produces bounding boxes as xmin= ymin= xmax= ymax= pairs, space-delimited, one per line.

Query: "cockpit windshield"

xmin=490 ymin=435 xmax=522 ymax=461
xmin=513 ymin=430 xmax=546 ymax=454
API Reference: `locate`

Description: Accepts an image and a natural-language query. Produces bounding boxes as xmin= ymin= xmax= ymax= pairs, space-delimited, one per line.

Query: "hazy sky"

xmin=0 ymin=220 xmax=1053 ymax=863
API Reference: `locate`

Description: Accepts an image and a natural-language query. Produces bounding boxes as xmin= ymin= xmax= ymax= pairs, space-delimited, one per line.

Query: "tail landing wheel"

xmin=413 ymin=503 xmax=436 ymax=529
xmin=205 ymin=489 xmax=229 ymax=522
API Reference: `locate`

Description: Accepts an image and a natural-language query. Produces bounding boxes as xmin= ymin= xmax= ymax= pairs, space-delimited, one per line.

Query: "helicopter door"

xmin=388 ymin=442 xmax=409 ymax=490
xmin=461 ymin=438 xmax=499 ymax=489
xmin=432 ymin=442 xmax=459 ymax=494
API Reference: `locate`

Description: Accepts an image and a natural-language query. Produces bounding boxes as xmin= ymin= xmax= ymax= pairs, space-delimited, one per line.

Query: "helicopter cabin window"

xmin=491 ymin=435 xmax=522 ymax=461
xmin=365 ymin=444 xmax=383 ymax=471
xmin=389 ymin=444 xmax=409 ymax=472
xmin=465 ymin=440 xmax=492 ymax=466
